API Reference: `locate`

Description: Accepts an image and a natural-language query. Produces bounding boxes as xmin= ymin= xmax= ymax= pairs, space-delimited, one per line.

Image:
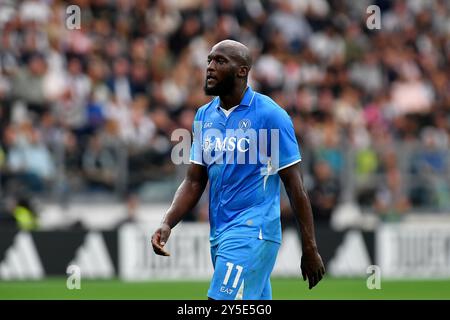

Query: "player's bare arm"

xmin=279 ymin=163 xmax=325 ymax=290
xmin=151 ymin=163 xmax=208 ymax=256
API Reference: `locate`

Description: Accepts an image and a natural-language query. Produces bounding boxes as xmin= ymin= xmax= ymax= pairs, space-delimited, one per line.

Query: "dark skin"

xmin=151 ymin=40 xmax=325 ymax=290
xmin=278 ymin=163 xmax=325 ymax=289
xmin=204 ymin=40 xmax=251 ymax=109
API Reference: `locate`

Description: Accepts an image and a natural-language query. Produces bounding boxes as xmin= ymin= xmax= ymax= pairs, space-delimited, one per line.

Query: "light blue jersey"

xmin=190 ymin=86 xmax=301 ymax=245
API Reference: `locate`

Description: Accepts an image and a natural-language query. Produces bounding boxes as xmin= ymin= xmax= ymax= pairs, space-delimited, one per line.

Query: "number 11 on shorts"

xmin=223 ymin=262 xmax=243 ymax=288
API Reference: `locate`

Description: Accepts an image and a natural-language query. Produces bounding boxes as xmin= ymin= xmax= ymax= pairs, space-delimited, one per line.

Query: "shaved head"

xmin=204 ymin=39 xmax=252 ymax=101
xmin=212 ymin=40 xmax=252 ymax=70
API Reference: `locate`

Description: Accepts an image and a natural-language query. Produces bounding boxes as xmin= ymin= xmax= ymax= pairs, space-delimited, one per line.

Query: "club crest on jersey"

xmin=238 ymin=119 xmax=251 ymax=130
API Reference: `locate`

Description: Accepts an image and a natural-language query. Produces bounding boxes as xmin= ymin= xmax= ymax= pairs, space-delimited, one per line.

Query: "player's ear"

xmin=237 ymin=65 xmax=249 ymax=78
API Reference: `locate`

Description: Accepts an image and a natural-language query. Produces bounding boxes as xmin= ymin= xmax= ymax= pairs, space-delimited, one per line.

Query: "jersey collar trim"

xmin=240 ymin=86 xmax=256 ymax=107
xmin=214 ymin=86 xmax=256 ymax=110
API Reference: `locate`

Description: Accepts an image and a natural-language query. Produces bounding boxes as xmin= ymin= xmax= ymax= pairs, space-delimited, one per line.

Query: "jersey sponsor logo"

xmin=172 ymin=120 xmax=288 ymax=170
xmin=202 ymin=136 xmax=250 ymax=152
xmin=192 ymin=122 xmax=281 ymax=168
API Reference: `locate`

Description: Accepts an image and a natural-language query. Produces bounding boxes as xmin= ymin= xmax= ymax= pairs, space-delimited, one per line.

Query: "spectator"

xmin=106 ymin=56 xmax=132 ymax=105
xmin=115 ymin=192 xmax=140 ymax=228
xmin=0 ymin=0 xmax=448 ymax=217
xmin=410 ymin=127 xmax=450 ymax=209
xmin=11 ymin=52 xmax=48 ymax=118
xmin=374 ymin=151 xmax=411 ymax=220
xmin=309 ymin=161 xmax=340 ymax=225
xmin=82 ymin=133 xmax=119 ymax=191
xmin=5 ymin=124 xmax=55 ymax=193
xmin=12 ymin=196 xmax=39 ymax=231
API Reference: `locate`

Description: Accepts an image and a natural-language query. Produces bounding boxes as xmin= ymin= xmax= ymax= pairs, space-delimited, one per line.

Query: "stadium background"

xmin=0 ymin=0 xmax=450 ymax=299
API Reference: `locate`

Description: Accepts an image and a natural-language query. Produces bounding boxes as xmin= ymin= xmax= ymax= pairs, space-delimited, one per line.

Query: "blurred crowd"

xmin=0 ymin=0 xmax=449 ymax=229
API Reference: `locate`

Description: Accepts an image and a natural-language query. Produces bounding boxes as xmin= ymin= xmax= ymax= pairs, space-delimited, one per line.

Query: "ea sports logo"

xmin=238 ymin=119 xmax=251 ymax=130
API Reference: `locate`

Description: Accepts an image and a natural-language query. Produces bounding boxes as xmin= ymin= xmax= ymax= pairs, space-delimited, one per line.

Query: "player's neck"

xmin=219 ymin=84 xmax=247 ymax=110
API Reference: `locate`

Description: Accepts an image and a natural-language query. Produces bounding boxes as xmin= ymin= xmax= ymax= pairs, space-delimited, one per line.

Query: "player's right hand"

xmin=151 ymin=223 xmax=171 ymax=256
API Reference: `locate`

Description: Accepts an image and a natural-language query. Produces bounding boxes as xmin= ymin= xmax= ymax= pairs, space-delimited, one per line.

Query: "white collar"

xmin=220 ymin=104 xmax=239 ymax=118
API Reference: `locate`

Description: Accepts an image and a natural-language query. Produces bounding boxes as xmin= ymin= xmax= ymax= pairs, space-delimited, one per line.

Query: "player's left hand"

xmin=301 ymin=250 xmax=325 ymax=290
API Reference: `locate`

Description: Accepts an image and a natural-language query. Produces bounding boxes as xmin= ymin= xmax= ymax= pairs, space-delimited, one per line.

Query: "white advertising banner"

xmin=118 ymin=223 xmax=303 ymax=281
xmin=119 ymin=222 xmax=213 ymax=281
xmin=377 ymin=223 xmax=450 ymax=278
